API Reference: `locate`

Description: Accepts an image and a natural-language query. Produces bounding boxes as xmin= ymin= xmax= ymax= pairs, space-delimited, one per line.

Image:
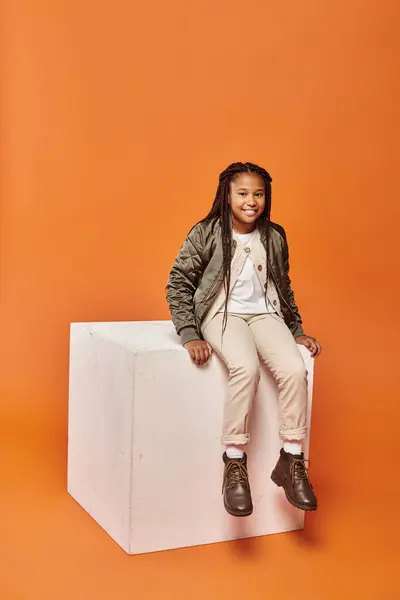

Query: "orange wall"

xmin=1 ymin=1 xmax=399 ymax=598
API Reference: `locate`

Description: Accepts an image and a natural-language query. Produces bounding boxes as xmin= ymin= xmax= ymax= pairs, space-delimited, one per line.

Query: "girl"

xmin=166 ymin=162 xmax=321 ymax=517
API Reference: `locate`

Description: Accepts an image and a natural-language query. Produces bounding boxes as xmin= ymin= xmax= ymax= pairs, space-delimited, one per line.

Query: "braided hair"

xmin=203 ymin=162 xmax=272 ymax=333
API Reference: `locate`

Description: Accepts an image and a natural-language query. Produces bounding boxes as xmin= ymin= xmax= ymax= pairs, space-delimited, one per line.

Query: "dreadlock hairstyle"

xmin=203 ymin=162 xmax=273 ymax=334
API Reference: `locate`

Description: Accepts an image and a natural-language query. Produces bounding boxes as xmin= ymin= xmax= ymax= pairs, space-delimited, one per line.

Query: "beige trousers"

xmin=202 ymin=313 xmax=308 ymax=445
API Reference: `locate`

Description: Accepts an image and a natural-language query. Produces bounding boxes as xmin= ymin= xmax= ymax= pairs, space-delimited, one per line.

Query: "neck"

xmin=232 ymin=221 xmax=257 ymax=234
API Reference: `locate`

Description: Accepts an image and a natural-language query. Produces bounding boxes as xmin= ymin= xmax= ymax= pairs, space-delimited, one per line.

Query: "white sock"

xmin=225 ymin=445 xmax=245 ymax=459
xmin=283 ymin=441 xmax=303 ymax=455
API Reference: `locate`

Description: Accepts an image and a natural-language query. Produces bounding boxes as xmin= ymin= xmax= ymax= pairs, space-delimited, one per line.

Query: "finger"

xmin=196 ymin=348 xmax=204 ymax=366
xmin=200 ymin=347 xmax=208 ymax=365
xmin=309 ymin=341 xmax=317 ymax=356
xmin=206 ymin=342 xmax=213 ymax=356
xmin=199 ymin=347 xmax=207 ymax=365
xmin=304 ymin=339 xmax=315 ymax=355
xmin=309 ymin=338 xmax=320 ymax=357
xmin=192 ymin=348 xmax=200 ymax=365
xmin=203 ymin=347 xmax=211 ymax=364
xmin=315 ymin=341 xmax=322 ymax=357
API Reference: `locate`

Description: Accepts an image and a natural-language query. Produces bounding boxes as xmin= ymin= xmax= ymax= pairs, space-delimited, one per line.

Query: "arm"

xmin=166 ymin=229 xmax=204 ymax=345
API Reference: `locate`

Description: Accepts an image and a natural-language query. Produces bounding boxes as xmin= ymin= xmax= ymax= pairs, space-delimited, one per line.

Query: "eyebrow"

xmin=236 ymin=187 xmax=264 ymax=192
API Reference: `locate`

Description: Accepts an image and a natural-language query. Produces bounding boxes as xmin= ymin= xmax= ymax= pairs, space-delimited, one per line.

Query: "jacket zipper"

xmin=195 ymin=266 xmax=224 ymax=323
xmin=196 ymin=240 xmax=235 ymax=323
xmin=202 ymin=267 xmax=224 ymax=304
xmin=262 ymin=232 xmax=296 ymax=319
xmin=268 ymin=264 xmax=296 ymax=319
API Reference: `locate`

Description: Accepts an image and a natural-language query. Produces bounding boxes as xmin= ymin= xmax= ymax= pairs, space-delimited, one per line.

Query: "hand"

xmin=296 ymin=335 xmax=322 ymax=358
xmin=184 ymin=340 xmax=213 ymax=366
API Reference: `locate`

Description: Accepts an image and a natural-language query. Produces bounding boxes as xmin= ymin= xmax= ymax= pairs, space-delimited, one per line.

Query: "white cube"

xmin=67 ymin=321 xmax=314 ymax=555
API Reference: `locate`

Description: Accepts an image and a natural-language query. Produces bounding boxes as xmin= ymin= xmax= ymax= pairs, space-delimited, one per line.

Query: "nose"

xmin=246 ymin=199 xmax=257 ymax=207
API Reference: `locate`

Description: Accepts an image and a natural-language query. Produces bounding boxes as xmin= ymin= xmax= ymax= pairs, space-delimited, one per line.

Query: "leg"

xmin=248 ymin=314 xmax=317 ymax=511
xmin=248 ymin=313 xmax=308 ymax=442
xmin=203 ymin=313 xmax=259 ymax=517
xmin=203 ymin=313 xmax=261 ymax=446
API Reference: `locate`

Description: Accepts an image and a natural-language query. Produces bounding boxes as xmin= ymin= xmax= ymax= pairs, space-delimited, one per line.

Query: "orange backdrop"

xmin=1 ymin=1 xmax=399 ymax=598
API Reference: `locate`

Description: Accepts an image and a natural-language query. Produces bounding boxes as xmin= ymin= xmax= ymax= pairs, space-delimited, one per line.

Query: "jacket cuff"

xmin=179 ymin=326 xmax=201 ymax=346
xmin=293 ymin=325 xmax=305 ymax=339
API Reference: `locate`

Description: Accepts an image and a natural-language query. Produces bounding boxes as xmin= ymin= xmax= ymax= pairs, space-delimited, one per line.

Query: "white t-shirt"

xmin=219 ymin=231 xmax=275 ymax=315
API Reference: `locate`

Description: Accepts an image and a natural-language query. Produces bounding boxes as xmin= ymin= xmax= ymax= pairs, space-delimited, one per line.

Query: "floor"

xmin=1 ymin=431 xmax=398 ymax=600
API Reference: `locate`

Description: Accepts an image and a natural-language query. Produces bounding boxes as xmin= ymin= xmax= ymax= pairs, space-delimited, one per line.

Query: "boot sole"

xmin=271 ymin=470 xmax=318 ymax=512
xmin=223 ymin=501 xmax=253 ymax=518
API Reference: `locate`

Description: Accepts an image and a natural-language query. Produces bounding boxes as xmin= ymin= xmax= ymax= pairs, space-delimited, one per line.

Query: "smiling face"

xmin=229 ymin=172 xmax=266 ymax=233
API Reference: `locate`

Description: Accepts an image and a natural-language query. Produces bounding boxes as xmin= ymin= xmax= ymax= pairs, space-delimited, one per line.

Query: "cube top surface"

xmin=70 ymin=321 xmax=182 ymax=353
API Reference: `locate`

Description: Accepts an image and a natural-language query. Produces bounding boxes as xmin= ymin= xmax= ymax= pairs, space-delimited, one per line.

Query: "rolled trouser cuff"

xmin=221 ymin=433 xmax=250 ymax=445
xmin=279 ymin=426 xmax=307 ymax=441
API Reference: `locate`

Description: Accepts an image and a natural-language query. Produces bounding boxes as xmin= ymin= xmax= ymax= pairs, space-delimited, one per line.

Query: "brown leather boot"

xmin=222 ymin=452 xmax=253 ymax=517
xmin=271 ymin=449 xmax=318 ymax=511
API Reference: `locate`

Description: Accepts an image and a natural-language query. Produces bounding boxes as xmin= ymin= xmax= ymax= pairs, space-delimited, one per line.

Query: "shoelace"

xmin=290 ymin=457 xmax=310 ymax=482
xmin=224 ymin=459 xmax=249 ymax=490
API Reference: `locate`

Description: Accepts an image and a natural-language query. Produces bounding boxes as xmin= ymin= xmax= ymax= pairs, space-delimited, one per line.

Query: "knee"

xmin=278 ymin=360 xmax=307 ymax=385
xmin=229 ymin=360 xmax=260 ymax=383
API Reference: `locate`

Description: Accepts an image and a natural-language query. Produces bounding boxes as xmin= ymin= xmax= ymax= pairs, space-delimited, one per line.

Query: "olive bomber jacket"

xmin=166 ymin=217 xmax=305 ymax=345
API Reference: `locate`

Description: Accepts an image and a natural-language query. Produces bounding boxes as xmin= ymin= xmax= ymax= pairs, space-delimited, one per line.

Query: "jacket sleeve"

xmin=281 ymin=231 xmax=305 ymax=339
xmin=166 ymin=229 xmax=204 ymax=345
